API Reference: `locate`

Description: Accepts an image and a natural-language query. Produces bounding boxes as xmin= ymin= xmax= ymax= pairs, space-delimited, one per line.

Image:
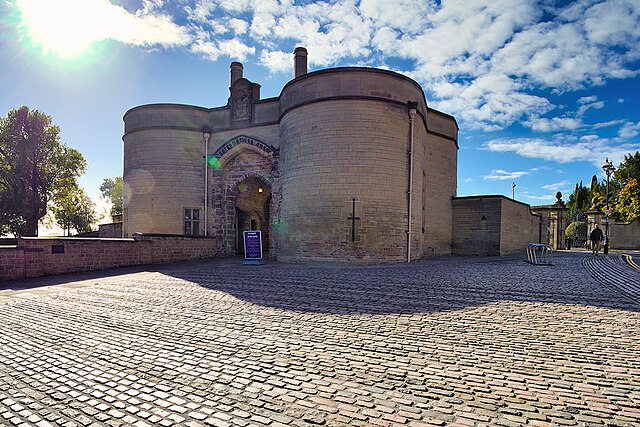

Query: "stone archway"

xmin=210 ymin=135 xmax=280 ymax=257
xmin=231 ymin=174 xmax=272 ymax=255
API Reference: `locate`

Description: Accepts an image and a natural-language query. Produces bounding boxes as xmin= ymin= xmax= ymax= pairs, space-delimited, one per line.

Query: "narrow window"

xmin=184 ymin=208 xmax=200 ymax=236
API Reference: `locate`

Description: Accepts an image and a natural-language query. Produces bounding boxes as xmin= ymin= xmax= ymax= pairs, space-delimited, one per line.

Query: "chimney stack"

xmin=230 ymin=62 xmax=243 ymax=86
xmin=293 ymin=47 xmax=307 ymax=78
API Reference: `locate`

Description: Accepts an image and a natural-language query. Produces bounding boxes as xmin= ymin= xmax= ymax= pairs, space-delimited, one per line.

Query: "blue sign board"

xmin=243 ymin=230 xmax=263 ymax=260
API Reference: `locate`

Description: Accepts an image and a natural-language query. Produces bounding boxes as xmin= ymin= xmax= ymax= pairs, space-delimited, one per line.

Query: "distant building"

xmin=123 ymin=47 xmax=539 ymax=261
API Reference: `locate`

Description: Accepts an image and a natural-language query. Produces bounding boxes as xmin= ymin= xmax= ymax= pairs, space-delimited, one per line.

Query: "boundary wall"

xmin=610 ymin=217 xmax=640 ymax=249
xmin=0 ymin=234 xmax=216 ymax=281
xmin=452 ymin=196 xmax=541 ymax=256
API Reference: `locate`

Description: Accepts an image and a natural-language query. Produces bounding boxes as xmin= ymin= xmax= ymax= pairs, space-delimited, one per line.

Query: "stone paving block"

xmin=0 ymin=254 xmax=639 ymax=426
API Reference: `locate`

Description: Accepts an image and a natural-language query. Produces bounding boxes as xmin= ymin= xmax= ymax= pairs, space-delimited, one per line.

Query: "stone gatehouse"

xmin=123 ymin=47 xmax=537 ymax=262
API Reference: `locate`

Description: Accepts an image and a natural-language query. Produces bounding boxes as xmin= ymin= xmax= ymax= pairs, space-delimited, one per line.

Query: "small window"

xmin=184 ymin=208 xmax=200 ymax=236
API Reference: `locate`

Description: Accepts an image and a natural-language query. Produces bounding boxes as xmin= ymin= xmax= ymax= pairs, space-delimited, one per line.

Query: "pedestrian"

xmin=590 ymin=224 xmax=604 ymax=255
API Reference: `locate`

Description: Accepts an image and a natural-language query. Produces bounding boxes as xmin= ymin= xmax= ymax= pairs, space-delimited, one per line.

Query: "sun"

xmin=16 ymin=0 xmax=105 ymax=57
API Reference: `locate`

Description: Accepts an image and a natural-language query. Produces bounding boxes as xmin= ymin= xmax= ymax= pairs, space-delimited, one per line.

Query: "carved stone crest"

xmin=232 ymin=80 xmax=252 ymax=121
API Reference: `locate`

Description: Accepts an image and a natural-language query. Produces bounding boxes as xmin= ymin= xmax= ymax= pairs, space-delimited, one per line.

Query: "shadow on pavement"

xmin=157 ymin=252 xmax=640 ymax=315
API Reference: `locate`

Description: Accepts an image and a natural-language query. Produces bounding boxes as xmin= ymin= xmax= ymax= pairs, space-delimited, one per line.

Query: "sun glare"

xmin=17 ymin=0 xmax=106 ymax=57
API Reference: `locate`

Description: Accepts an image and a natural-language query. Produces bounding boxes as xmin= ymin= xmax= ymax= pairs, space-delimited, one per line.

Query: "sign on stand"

xmin=242 ymin=230 xmax=264 ymax=265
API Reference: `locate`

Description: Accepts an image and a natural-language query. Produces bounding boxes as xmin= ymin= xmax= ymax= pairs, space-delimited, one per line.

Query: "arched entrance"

xmin=233 ymin=175 xmax=271 ymax=255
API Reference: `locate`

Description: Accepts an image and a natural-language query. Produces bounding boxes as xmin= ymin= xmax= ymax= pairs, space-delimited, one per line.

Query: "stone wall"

xmin=499 ymin=198 xmax=543 ymax=254
xmin=452 ymin=196 xmax=541 ymax=256
xmin=98 ymin=222 xmax=123 ymax=238
xmin=0 ymin=234 xmax=216 ymax=281
xmin=609 ymin=217 xmax=640 ymax=249
xmin=452 ymin=197 xmax=502 ymax=256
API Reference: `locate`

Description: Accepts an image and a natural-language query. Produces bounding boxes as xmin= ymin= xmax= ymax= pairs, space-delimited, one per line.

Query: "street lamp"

xmin=203 ymin=127 xmax=212 ymax=237
xmin=601 ymin=157 xmax=615 ymax=254
xmin=512 ymin=182 xmax=516 ymax=200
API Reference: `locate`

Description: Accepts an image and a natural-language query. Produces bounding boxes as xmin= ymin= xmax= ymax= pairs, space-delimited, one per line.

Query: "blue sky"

xmin=1 ymin=0 xmax=640 ymax=223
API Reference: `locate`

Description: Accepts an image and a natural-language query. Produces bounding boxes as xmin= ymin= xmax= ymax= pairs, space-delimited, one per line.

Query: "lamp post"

xmin=512 ymin=182 xmax=516 ymax=200
xmin=203 ymin=127 xmax=212 ymax=237
xmin=601 ymin=157 xmax=615 ymax=254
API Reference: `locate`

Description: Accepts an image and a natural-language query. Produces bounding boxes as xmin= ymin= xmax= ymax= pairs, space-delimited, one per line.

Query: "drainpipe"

xmin=407 ymin=101 xmax=418 ymax=262
xmin=203 ymin=127 xmax=212 ymax=237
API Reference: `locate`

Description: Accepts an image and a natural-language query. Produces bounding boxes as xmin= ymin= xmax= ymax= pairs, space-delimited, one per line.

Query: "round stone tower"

xmin=277 ymin=68 xmax=430 ymax=262
xmin=122 ymin=105 xmax=209 ymax=237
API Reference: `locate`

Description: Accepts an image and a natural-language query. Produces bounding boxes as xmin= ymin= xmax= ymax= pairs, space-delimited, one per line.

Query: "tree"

xmin=610 ymin=152 xmax=640 ymax=221
xmin=99 ymin=176 xmax=123 ymax=217
xmin=613 ymin=151 xmax=640 ymax=187
xmin=51 ymin=185 xmax=97 ymax=236
xmin=566 ymin=181 xmax=590 ymax=218
xmin=588 ymin=174 xmax=604 ymax=205
xmin=613 ymin=178 xmax=640 ymax=223
xmin=0 ymin=106 xmax=86 ymax=236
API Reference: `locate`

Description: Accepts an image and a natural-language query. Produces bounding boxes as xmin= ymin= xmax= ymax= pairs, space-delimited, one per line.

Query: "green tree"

xmin=566 ymin=181 xmax=590 ymax=218
xmin=0 ymin=106 xmax=86 ymax=236
xmin=51 ymin=185 xmax=97 ymax=236
xmin=565 ymin=221 xmax=587 ymax=238
xmin=613 ymin=178 xmax=640 ymax=222
xmin=613 ymin=151 xmax=640 ymax=187
xmin=609 ymin=152 xmax=640 ymax=221
xmin=588 ymin=174 xmax=604 ymax=204
xmin=99 ymin=176 xmax=123 ymax=217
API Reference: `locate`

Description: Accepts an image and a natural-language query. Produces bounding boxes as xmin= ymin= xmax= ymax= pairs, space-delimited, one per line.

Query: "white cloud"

xmin=619 ymin=121 xmax=640 ymax=139
xmin=524 ymin=117 xmax=582 ymax=132
xmin=525 ymin=194 xmax=556 ymax=201
xmin=483 ymin=169 xmax=530 ymax=180
xmin=229 ymin=18 xmax=249 ymax=35
xmin=618 ymin=98 xmax=625 ymax=103
xmin=578 ymin=96 xmax=598 ymax=104
xmin=16 ymin=0 xmax=191 ymax=57
xmin=484 ymin=136 xmax=640 ymax=167
xmin=218 ymin=38 xmax=255 ymax=60
xmin=463 ymin=177 xmax=474 ymax=183
xmin=161 ymin=0 xmax=640 ymax=131
xmin=542 ymin=180 xmax=571 ymax=191
xmin=191 ymin=38 xmax=221 ymax=61
xmin=577 ymin=98 xmax=604 ymax=117
xmin=258 ymin=49 xmax=291 ymax=73
xmin=18 ymin=0 xmax=640 ymax=131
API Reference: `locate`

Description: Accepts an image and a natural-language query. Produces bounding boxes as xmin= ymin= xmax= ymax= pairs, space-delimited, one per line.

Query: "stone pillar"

xmin=230 ymin=62 xmax=243 ymax=86
xmin=293 ymin=47 xmax=308 ymax=78
xmin=549 ymin=192 xmax=567 ymax=250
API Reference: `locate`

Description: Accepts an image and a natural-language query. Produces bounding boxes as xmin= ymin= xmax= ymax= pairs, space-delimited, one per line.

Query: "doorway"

xmin=234 ymin=176 xmax=271 ymax=255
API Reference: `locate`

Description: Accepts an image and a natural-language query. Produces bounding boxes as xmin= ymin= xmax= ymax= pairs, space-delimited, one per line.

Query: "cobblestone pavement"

xmin=584 ymin=254 xmax=640 ymax=304
xmin=1 ymin=253 xmax=639 ymax=427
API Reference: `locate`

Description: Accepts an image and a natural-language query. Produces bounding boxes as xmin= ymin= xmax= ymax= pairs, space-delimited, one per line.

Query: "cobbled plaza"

xmin=1 ymin=253 xmax=639 ymax=427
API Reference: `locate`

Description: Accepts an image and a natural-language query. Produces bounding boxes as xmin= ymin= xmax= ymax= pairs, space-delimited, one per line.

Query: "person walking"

xmin=590 ymin=224 xmax=604 ymax=255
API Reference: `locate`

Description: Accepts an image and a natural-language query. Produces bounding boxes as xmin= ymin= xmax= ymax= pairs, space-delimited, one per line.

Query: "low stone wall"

xmin=452 ymin=196 xmax=541 ymax=256
xmin=610 ymin=217 xmax=640 ymax=249
xmin=98 ymin=222 xmax=123 ymax=238
xmin=0 ymin=234 xmax=217 ymax=281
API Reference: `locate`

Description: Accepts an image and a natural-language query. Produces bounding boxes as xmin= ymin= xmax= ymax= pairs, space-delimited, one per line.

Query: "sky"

xmin=1 ymin=0 xmax=640 ymax=230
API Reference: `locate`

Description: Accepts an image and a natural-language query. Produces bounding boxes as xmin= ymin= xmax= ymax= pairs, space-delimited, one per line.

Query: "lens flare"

xmin=207 ymin=155 xmax=221 ymax=169
xmin=16 ymin=0 xmax=104 ymax=57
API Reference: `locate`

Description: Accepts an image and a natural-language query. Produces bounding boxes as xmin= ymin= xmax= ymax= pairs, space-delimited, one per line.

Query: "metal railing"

xmin=527 ymin=243 xmax=553 ymax=265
